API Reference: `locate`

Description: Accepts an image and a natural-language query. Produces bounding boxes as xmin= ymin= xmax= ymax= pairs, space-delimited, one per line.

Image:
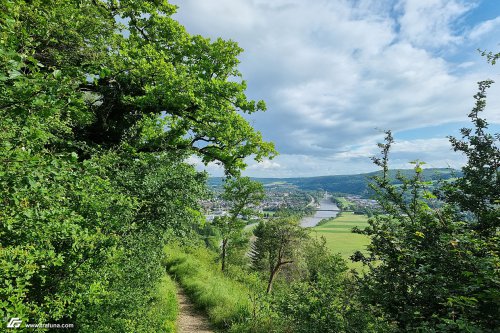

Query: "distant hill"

xmin=208 ymin=168 xmax=461 ymax=197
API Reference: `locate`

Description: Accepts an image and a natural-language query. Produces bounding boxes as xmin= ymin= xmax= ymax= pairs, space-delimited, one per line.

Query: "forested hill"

xmin=209 ymin=168 xmax=461 ymax=196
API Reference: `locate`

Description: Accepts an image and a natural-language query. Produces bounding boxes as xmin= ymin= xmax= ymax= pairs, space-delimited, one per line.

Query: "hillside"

xmin=208 ymin=168 xmax=461 ymax=196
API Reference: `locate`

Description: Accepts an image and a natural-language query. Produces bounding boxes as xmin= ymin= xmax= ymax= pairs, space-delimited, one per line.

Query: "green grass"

xmin=334 ymin=196 xmax=355 ymax=210
xmin=163 ymin=244 xmax=253 ymax=329
xmin=146 ymin=275 xmax=178 ymax=333
xmin=313 ymin=212 xmax=371 ymax=270
xmin=129 ymin=274 xmax=178 ymax=333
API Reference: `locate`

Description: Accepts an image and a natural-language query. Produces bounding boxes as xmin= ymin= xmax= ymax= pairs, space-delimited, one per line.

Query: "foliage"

xmin=0 ymin=149 xmax=202 ymax=331
xmin=250 ymin=217 xmax=309 ymax=293
xmin=163 ymin=244 xmax=253 ymax=329
xmin=353 ymin=87 xmax=500 ymax=332
xmin=1 ymin=0 xmax=274 ymax=330
xmin=271 ymin=238 xmax=394 ymax=333
xmin=214 ymin=177 xmax=264 ymax=271
xmin=2 ymin=0 xmax=276 ymax=174
xmin=1 ymin=152 xmax=131 ymax=327
xmin=480 ymin=49 xmax=500 ymax=65
xmin=221 ymin=177 xmax=265 ymax=218
xmin=443 ymin=80 xmax=499 ymax=235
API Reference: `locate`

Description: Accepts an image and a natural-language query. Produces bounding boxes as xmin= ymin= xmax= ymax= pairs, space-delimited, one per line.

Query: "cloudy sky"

xmin=171 ymin=0 xmax=500 ymax=177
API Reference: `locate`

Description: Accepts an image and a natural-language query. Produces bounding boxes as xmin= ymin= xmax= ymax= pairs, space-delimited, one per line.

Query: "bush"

xmin=270 ymin=238 xmax=395 ymax=333
xmin=144 ymin=275 xmax=178 ymax=333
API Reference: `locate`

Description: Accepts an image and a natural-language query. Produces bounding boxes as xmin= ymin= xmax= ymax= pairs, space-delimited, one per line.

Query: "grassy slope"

xmin=312 ymin=212 xmax=370 ymax=270
xmin=163 ymin=245 xmax=255 ymax=330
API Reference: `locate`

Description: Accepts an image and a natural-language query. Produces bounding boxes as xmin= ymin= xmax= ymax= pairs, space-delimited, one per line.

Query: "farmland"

xmin=312 ymin=212 xmax=371 ymax=269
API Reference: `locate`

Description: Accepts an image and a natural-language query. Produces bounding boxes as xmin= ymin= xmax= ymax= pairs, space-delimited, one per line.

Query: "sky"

xmin=170 ymin=0 xmax=500 ymax=178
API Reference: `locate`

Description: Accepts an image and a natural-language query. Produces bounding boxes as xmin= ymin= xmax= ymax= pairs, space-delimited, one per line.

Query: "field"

xmin=333 ymin=196 xmax=355 ymax=210
xmin=312 ymin=212 xmax=371 ymax=269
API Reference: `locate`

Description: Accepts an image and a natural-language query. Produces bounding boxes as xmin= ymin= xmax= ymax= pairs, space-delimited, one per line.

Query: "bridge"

xmin=314 ymin=209 xmax=340 ymax=212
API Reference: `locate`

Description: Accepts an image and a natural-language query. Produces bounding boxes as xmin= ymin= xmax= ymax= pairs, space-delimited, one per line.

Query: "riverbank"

xmin=300 ymin=195 xmax=340 ymax=227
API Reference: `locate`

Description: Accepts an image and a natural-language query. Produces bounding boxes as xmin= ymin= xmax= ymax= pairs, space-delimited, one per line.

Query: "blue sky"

xmin=171 ymin=0 xmax=500 ymax=177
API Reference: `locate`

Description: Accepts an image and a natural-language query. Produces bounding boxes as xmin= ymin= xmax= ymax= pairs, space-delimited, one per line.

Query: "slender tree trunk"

xmin=267 ymin=243 xmax=284 ymax=293
xmin=266 ymin=265 xmax=278 ymax=293
xmin=266 ymin=260 xmax=293 ymax=293
xmin=221 ymin=238 xmax=227 ymax=272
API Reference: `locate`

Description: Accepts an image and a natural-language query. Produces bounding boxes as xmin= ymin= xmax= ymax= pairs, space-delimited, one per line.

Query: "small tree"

xmin=214 ymin=177 xmax=264 ymax=271
xmin=250 ymin=217 xmax=308 ymax=293
xmin=443 ymin=80 xmax=499 ymax=235
xmin=353 ymin=81 xmax=499 ymax=330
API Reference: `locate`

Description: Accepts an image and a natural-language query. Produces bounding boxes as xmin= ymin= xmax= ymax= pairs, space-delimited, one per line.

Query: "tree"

xmin=215 ymin=177 xmax=264 ymax=271
xmin=353 ymin=93 xmax=499 ymax=331
xmin=272 ymin=237 xmax=395 ymax=333
xmin=251 ymin=217 xmax=308 ymax=293
xmin=3 ymin=0 xmax=276 ymax=174
xmin=0 ymin=0 xmax=275 ymax=330
xmin=443 ymin=80 xmax=499 ymax=235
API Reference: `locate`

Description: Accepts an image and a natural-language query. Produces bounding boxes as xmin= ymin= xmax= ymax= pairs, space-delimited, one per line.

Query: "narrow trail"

xmin=176 ymin=286 xmax=214 ymax=333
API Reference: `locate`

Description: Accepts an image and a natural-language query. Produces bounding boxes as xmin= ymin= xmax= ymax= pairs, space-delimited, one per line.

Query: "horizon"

xmin=207 ymin=166 xmax=459 ymax=179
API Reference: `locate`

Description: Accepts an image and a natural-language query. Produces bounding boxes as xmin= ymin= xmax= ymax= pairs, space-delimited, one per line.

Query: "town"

xmin=201 ymin=181 xmax=380 ymax=221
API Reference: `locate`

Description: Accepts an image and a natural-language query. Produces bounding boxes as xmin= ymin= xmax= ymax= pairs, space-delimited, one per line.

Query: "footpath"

xmin=176 ymin=286 xmax=214 ymax=333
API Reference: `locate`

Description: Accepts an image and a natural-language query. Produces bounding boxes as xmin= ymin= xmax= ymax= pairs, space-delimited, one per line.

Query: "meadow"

xmin=312 ymin=212 xmax=371 ymax=269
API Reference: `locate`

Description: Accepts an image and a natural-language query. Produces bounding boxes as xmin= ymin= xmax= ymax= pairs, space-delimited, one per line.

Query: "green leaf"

xmin=52 ymin=69 xmax=61 ymax=79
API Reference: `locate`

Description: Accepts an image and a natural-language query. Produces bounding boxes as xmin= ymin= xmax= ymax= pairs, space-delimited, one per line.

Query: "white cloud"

xmin=248 ymin=159 xmax=282 ymax=170
xmin=238 ymin=136 xmax=467 ymax=177
xmin=468 ymin=16 xmax=500 ymax=40
xmin=396 ymin=0 xmax=473 ymax=48
xmin=392 ymin=138 xmax=451 ymax=152
xmin=171 ymin=0 xmax=499 ymax=177
xmin=390 ymin=137 xmax=467 ymax=169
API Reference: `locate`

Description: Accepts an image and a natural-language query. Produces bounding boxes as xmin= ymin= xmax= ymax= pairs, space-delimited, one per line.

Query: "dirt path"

xmin=176 ymin=287 xmax=214 ymax=333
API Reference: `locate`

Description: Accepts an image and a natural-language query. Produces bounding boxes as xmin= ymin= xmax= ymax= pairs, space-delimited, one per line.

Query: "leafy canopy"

xmin=0 ymin=0 xmax=275 ymax=330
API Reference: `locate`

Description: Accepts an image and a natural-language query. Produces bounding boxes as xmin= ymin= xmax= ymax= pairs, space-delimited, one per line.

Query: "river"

xmin=300 ymin=195 xmax=340 ymax=227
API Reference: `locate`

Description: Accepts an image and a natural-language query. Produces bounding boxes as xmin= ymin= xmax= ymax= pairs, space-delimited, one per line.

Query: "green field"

xmin=312 ymin=212 xmax=371 ymax=269
xmin=333 ymin=196 xmax=356 ymax=210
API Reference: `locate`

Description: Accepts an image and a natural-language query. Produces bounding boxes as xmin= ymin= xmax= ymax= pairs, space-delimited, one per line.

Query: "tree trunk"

xmin=221 ymin=238 xmax=227 ymax=272
xmin=266 ymin=265 xmax=279 ymax=293
xmin=266 ymin=260 xmax=293 ymax=293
